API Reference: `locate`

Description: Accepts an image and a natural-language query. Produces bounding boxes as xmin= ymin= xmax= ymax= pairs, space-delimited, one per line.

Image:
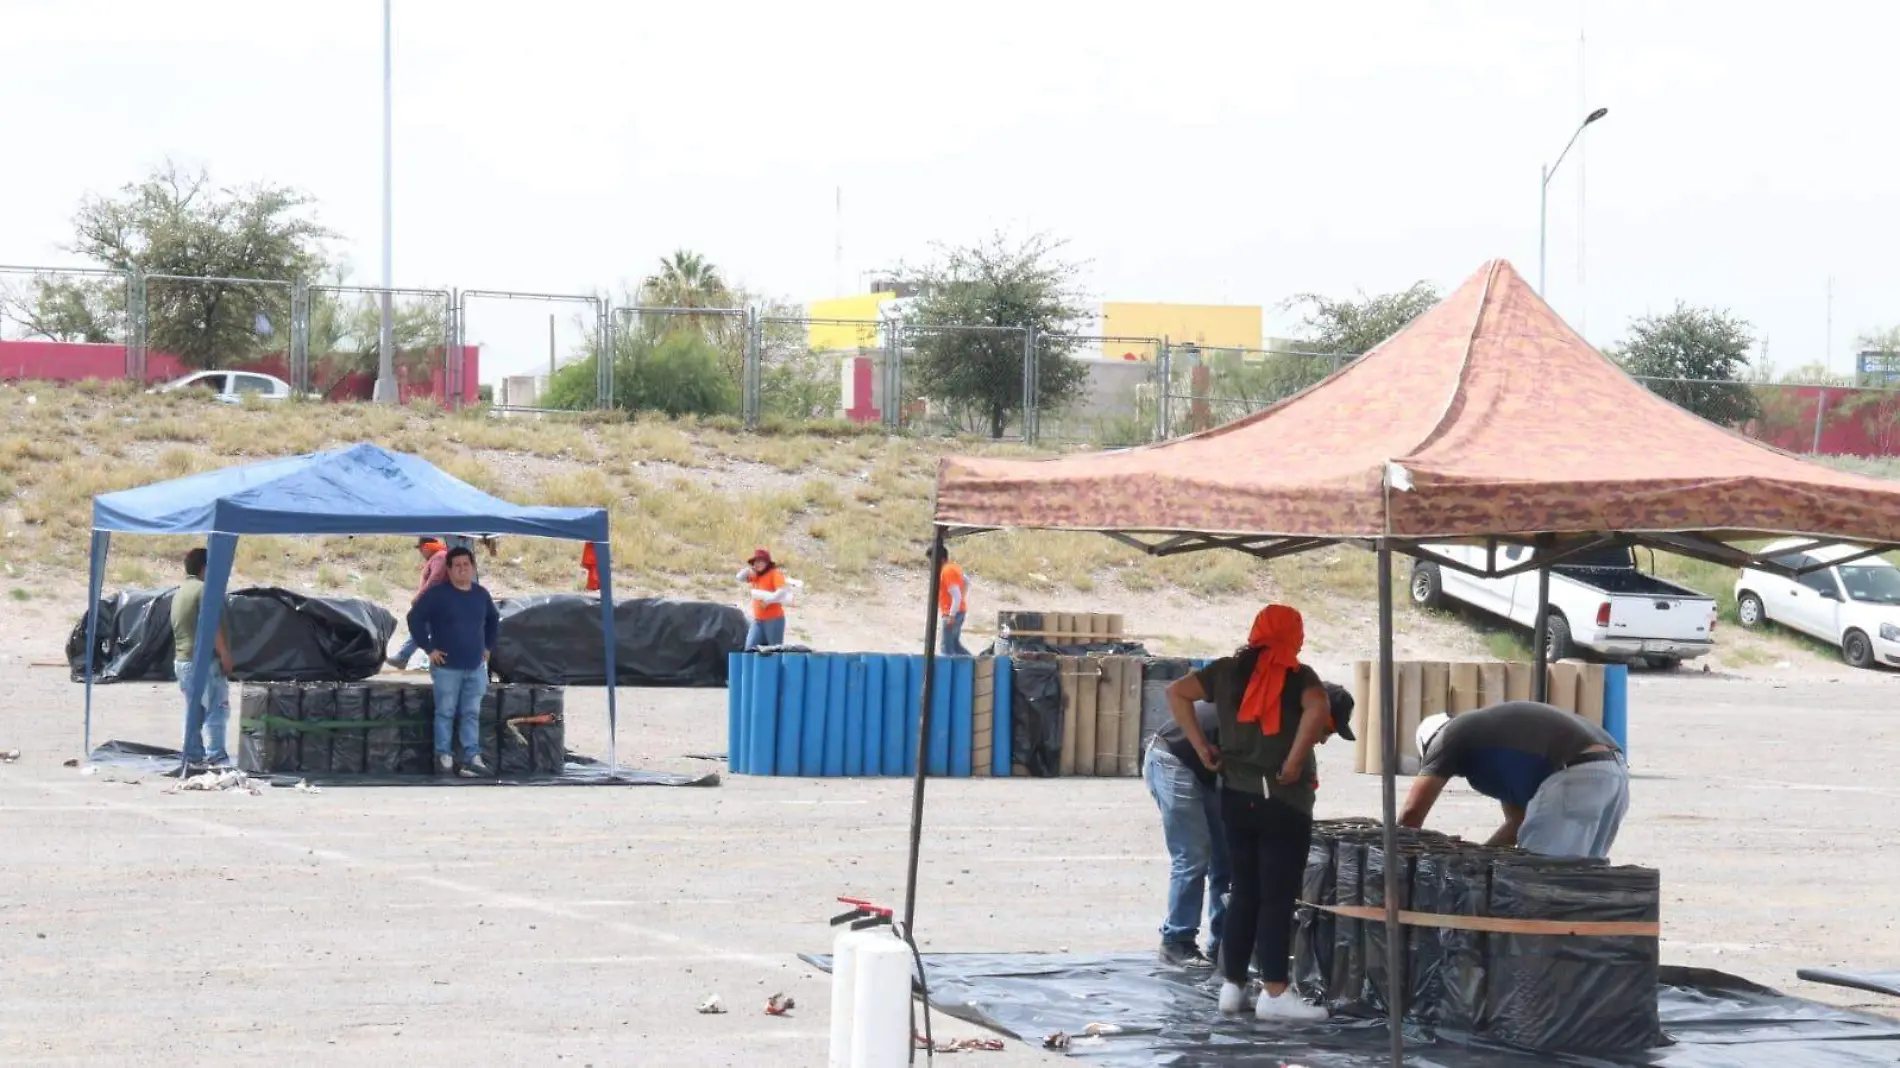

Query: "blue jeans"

xmin=429 ymin=665 xmax=487 ymax=760
xmin=390 ymin=636 xmax=419 ymax=665
xmin=744 ymin=616 xmax=786 ymax=651
xmin=1143 ymin=743 xmax=1230 ymax=949
xmin=174 ymin=659 xmax=231 ymax=766
xmin=940 ymin=612 xmax=969 ymax=657
xmin=1519 ymin=755 xmax=1631 ymax=858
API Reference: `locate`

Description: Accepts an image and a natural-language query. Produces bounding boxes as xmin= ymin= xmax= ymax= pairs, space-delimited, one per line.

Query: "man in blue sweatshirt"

xmin=406 ymin=546 xmax=501 ymax=777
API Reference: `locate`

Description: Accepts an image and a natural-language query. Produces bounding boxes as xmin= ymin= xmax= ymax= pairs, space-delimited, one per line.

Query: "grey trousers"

xmin=1518 ymin=756 xmax=1630 ymax=859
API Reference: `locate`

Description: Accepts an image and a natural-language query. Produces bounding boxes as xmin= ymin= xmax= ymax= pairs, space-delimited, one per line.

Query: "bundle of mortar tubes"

xmin=1291 ymin=818 xmax=1662 ymax=1054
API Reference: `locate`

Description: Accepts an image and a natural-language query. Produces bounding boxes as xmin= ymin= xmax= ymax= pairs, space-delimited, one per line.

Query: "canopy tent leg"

xmin=595 ymin=540 xmax=618 ymax=772
xmin=1376 ymin=539 xmax=1404 ymax=1068
xmin=181 ymin=533 xmax=238 ymax=771
xmin=901 ymin=527 xmax=949 ymax=934
xmin=81 ymin=530 xmax=111 ymax=762
xmin=1532 ymin=534 xmax=1553 ymax=703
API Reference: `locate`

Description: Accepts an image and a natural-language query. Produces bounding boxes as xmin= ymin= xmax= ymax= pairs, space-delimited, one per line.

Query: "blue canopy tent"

xmin=82 ymin=442 xmax=619 ymax=769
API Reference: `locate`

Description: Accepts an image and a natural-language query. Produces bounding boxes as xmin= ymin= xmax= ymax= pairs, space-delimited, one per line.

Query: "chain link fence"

xmin=0 ymin=265 xmax=135 ymax=380
xmin=6 ymin=261 xmax=1900 ymax=461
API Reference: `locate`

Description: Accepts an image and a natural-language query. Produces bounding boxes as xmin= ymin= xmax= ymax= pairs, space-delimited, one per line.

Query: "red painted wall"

xmin=1747 ymin=385 xmax=1900 ymax=458
xmin=0 ymin=340 xmax=479 ymax=405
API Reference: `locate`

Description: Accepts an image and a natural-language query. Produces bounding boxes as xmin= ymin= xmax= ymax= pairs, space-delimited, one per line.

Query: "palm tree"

xmin=637 ymin=250 xmax=742 ymax=373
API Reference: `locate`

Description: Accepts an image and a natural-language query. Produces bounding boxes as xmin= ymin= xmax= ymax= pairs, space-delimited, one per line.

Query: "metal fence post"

xmin=598 ymin=299 xmax=615 ymax=411
xmin=1021 ymin=326 xmax=1037 ymax=444
xmin=288 ymin=278 xmax=309 ymax=394
xmin=744 ymin=306 xmax=762 ymax=428
xmin=127 ymin=271 xmax=147 ymax=383
xmin=1812 ymin=386 xmax=1829 ymax=454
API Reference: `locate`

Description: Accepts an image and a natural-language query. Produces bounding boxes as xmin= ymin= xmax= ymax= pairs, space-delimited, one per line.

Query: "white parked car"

xmin=154 ymin=370 xmax=296 ymax=404
xmin=1734 ymin=539 xmax=1900 ymax=670
xmin=1411 ymin=543 xmax=1718 ymax=668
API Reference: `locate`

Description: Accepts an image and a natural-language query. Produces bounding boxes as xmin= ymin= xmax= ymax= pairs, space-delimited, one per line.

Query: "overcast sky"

xmin=4 ymin=0 xmax=1895 ymax=381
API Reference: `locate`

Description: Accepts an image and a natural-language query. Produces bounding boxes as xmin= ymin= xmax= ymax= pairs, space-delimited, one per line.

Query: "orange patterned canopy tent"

xmin=901 ymin=260 xmax=1900 ymax=1068
xmin=935 ymin=259 xmax=1900 ymax=558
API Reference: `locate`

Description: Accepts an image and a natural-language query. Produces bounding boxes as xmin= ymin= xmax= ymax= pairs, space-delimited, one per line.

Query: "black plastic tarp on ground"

xmin=489 ymin=595 xmax=745 ymax=687
xmin=69 ymin=586 xmax=396 ymax=683
xmin=85 ymin=740 xmax=719 ymax=788
xmin=802 ymin=952 xmax=1900 ymax=1067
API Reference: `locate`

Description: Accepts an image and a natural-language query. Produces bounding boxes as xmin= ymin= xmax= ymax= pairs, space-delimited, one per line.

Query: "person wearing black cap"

xmin=1143 ymin=697 xmax=1231 ymax=971
xmin=1164 ymin=604 xmax=1355 ymax=1022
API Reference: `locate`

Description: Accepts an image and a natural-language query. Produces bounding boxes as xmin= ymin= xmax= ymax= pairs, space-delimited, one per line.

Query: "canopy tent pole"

xmin=181 ymin=533 xmax=238 ymax=770
xmin=81 ymin=529 xmax=111 ymax=761
xmin=1532 ymin=534 xmax=1553 ymax=702
xmin=595 ymin=539 xmax=618 ymax=771
xmin=901 ymin=526 xmax=949 ymax=935
xmin=1376 ymin=539 xmax=1404 ymax=1068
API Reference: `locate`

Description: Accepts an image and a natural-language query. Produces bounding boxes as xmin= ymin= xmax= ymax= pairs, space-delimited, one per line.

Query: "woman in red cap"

xmin=1165 ymin=603 xmax=1355 ymax=1023
xmin=737 ymin=548 xmax=800 ymax=650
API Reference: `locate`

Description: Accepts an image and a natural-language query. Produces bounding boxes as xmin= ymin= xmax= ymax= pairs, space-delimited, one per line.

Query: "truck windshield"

xmin=1555 ymin=545 xmax=1635 ymax=569
xmin=1839 ymin=564 xmax=1900 ymax=605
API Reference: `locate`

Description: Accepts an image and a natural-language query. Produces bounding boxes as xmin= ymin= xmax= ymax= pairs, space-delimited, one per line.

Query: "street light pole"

xmin=1538 ymin=106 xmax=1608 ymax=297
xmin=374 ymin=0 xmax=396 ymax=404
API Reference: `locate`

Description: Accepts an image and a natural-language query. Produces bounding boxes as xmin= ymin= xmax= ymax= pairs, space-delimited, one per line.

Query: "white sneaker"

xmin=1217 ymin=982 xmax=1245 ymax=1015
xmin=1255 ymin=987 xmax=1327 ymax=1023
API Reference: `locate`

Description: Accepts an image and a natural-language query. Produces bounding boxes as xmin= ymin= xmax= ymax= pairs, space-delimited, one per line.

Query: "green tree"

xmin=1285 ymin=281 xmax=1441 ymax=356
xmin=543 ymin=330 xmax=737 ymax=417
xmin=634 ymin=250 xmax=746 ymax=384
xmin=0 ymin=274 xmax=121 ymax=342
xmin=304 ymin=283 xmax=441 ymax=392
xmin=53 ymin=163 xmax=330 ymax=369
xmin=900 ymin=233 xmax=1090 ymax=438
xmin=1612 ymin=303 xmax=1760 ymax=427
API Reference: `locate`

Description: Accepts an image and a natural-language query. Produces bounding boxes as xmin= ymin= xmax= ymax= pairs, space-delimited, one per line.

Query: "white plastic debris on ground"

xmin=166 ymin=769 xmax=262 ymax=796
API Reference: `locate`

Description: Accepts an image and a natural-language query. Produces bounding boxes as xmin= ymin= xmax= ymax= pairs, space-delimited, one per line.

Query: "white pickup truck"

xmin=1410 ymin=543 xmax=1718 ymax=668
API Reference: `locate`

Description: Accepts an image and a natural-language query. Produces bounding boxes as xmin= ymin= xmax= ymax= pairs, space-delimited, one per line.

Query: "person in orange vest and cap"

xmin=935 ymin=547 xmax=971 ymax=656
xmin=387 ymin=537 xmax=450 ymax=670
xmin=737 ymin=548 xmax=801 ymax=650
xmin=1164 ymin=603 xmax=1355 ymax=1023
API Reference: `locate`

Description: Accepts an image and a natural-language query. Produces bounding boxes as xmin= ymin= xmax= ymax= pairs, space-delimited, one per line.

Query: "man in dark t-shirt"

xmin=1143 ymin=701 xmax=1228 ymax=970
xmin=1402 ymin=701 xmax=1629 ymax=858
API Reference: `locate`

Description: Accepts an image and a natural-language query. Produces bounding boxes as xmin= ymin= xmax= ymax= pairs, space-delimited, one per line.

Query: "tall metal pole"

xmin=1375 ymin=539 xmax=1403 ymax=1068
xmin=1532 ymin=536 xmax=1554 ymax=702
xmin=902 ymin=527 xmax=949 ymax=934
xmin=374 ymin=0 xmax=397 ymax=404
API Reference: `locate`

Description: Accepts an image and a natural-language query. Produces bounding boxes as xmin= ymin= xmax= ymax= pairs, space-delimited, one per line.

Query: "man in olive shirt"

xmin=1404 ymin=701 xmax=1629 ymax=858
xmin=170 ymin=547 xmax=235 ymax=767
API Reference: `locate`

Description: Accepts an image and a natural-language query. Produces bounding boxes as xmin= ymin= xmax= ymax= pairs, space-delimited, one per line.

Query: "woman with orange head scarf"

xmin=1164 ymin=603 xmax=1355 ymax=1022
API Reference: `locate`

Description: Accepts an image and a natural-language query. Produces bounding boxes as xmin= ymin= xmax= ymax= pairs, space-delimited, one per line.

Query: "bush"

xmin=544 ymin=331 xmax=737 ymax=418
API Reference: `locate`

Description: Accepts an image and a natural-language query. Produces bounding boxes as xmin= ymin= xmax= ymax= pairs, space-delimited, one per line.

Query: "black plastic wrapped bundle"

xmin=1407 ymin=851 xmax=1451 ymax=1025
xmin=1008 ymin=656 xmax=1063 ymax=778
xmin=1483 ymin=858 xmax=1661 ymax=1053
xmin=364 ymin=683 xmax=404 ymax=774
xmin=265 ymin=683 xmax=303 ymax=775
xmin=496 ymin=685 xmax=533 ymax=777
xmin=331 ymin=684 xmax=368 ymax=774
xmin=1291 ymin=832 xmax=1338 ymax=1000
xmin=529 ymin=687 xmax=565 ymax=775
xmin=1327 ymin=836 xmax=1372 ymax=1016
xmin=1361 ymin=839 xmax=1417 ymax=1016
xmin=298 ymin=685 xmax=337 ymax=775
xmin=397 ymin=684 xmax=433 ymax=774
xmin=1435 ymin=849 xmax=1493 ymax=1035
xmin=493 ymin=685 xmax=530 ymax=773
xmin=236 ymin=687 xmax=270 ymax=772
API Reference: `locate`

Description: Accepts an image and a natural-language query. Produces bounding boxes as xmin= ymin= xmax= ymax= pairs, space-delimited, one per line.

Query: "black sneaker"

xmin=1160 ymin=942 xmax=1216 ymax=970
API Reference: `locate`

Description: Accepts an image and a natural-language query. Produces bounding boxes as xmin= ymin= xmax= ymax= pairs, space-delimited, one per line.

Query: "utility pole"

xmin=373 ymin=0 xmax=397 ymax=404
xmin=1538 ymin=107 xmax=1609 ymax=297
xmin=1825 ymin=276 xmax=1835 ymax=374
xmin=549 ymin=313 xmax=556 ymax=376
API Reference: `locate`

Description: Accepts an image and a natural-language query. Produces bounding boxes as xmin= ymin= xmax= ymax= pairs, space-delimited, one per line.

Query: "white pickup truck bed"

xmin=1412 ymin=543 xmax=1718 ymax=666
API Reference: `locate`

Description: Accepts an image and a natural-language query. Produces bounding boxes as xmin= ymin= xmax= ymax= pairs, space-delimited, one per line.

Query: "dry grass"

xmin=4 ymin=382 xmax=1897 ymax=673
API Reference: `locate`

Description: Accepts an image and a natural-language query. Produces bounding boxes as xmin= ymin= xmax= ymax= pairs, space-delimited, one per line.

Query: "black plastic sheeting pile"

xmin=803 ymin=952 xmax=1900 ymax=1067
xmin=86 ymin=739 xmax=718 ymax=788
xmin=490 ymin=595 xmax=745 ymax=687
xmin=68 ymin=586 xmax=396 ymax=683
xmin=1293 ymin=819 xmax=1662 ymax=1054
xmin=236 ymin=680 xmax=567 ymax=778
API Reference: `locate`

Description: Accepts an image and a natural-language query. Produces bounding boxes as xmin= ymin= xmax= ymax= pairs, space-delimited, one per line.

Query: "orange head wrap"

xmin=1238 ymin=604 xmax=1305 ymax=732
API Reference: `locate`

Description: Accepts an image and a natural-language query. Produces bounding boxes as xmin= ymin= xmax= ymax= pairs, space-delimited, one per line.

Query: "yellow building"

xmin=805 ymin=294 xmax=1264 ymax=359
xmin=1098 ymin=302 xmax=1263 ymax=360
xmin=807 ymin=293 xmax=895 ymax=352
